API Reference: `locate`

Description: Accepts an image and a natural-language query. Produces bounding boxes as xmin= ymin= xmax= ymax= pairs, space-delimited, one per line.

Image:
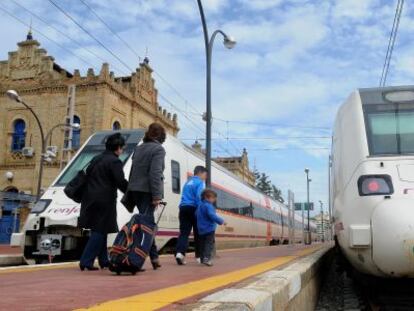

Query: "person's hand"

xmin=152 ymin=199 xmax=161 ymax=206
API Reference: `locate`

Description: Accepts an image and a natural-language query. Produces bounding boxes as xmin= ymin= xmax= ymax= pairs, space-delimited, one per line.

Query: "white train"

xmin=332 ymin=86 xmax=414 ymax=278
xmin=11 ymin=130 xmax=316 ymax=262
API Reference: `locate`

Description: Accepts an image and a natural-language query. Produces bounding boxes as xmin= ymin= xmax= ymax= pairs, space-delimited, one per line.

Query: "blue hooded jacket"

xmin=197 ymin=200 xmax=224 ymax=235
xmin=179 ymin=176 xmax=205 ymax=208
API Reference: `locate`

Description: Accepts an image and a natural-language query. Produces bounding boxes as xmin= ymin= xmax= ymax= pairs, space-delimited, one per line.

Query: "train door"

xmin=0 ymin=200 xmax=20 ymax=244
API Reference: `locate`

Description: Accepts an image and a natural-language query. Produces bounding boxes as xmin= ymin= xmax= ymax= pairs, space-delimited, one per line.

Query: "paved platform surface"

xmin=0 ymin=245 xmax=21 ymax=255
xmin=0 ymin=244 xmax=323 ymax=311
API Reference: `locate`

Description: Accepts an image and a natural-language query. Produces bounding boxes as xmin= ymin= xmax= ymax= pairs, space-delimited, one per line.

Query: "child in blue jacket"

xmin=197 ymin=189 xmax=226 ymax=266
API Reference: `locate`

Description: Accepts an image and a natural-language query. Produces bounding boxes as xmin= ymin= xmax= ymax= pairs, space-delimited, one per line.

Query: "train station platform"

xmin=0 ymin=245 xmax=24 ymax=267
xmin=0 ymin=244 xmax=329 ymax=311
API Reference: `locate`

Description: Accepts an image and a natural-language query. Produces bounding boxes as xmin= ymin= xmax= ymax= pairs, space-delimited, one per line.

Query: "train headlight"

xmin=40 ymin=238 xmax=52 ymax=251
xmin=358 ymin=175 xmax=394 ymax=196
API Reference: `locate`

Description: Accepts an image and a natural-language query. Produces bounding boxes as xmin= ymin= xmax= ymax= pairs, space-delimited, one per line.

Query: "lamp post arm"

xmin=44 ymin=123 xmax=68 ymax=147
xmin=208 ymin=30 xmax=227 ymax=58
xmin=20 ymin=100 xmax=45 ymax=152
xmin=19 ymin=100 xmax=45 ymax=199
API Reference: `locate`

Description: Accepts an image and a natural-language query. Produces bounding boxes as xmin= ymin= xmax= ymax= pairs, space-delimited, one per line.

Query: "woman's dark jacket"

xmin=79 ymin=150 xmax=128 ymax=233
xmin=128 ymin=140 xmax=166 ymax=200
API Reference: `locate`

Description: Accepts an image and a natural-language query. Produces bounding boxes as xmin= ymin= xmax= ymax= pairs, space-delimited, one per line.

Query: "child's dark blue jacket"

xmin=197 ymin=200 xmax=224 ymax=235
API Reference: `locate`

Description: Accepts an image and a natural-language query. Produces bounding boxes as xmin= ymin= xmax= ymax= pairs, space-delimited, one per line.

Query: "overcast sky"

xmin=1 ymin=0 xmax=413 ymax=214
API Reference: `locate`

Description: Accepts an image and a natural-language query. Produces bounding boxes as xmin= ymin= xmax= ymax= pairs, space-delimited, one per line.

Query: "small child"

xmin=197 ymin=189 xmax=226 ymax=266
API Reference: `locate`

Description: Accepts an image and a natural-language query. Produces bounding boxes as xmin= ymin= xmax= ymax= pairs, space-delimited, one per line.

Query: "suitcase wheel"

xmin=116 ymin=271 xmax=121 ymax=275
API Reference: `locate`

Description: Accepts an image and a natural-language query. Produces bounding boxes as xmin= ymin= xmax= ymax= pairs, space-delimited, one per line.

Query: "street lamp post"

xmin=6 ymin=90 xmax=45 ymax=199
xmin=197 ymin=0 xmax=236 ymax=187
xmin=304 ymin=168 xmax=312 ymax=245
xmin=319 ymin=200 xmax=324 ymax=242
xmin=6 ymin=90 xmax=79 ymax=199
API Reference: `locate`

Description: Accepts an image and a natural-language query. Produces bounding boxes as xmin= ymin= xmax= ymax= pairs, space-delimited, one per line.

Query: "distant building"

xmin=213 ymin=148 xmax=256 ymax=186
xmin=0 ymin=32 xmax=178 ymax=194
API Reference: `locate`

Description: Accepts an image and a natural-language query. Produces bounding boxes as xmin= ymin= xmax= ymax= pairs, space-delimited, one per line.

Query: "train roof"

xmin=87 ymin=129 xmax=145 ymax=145
xmin=357 ymin=85 xmax=414 ymax=106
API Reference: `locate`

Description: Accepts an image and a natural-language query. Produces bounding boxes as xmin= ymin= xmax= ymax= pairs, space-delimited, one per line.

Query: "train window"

xmin=212 ymin=186 xmax=282 ymax=224
xmin=364 ymin=104 xmax=414 ymax=155
xmin=171 ymin=160 xmax=181 ymax=194
xmin=54 ymin=144 xmax=135 ymax=186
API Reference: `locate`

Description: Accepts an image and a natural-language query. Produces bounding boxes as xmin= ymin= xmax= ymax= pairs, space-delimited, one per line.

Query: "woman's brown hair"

xmin=143 ymin=123 xmax=166 ymax=143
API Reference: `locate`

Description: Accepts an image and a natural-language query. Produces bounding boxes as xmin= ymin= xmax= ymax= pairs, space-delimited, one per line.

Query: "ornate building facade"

xmin=0 ymin=33 xmax=178 ymax=194
xmin=191 ymin=141 xmax=256 ymax=186
xmin=213 ymin=149 xmax=256 ymax=186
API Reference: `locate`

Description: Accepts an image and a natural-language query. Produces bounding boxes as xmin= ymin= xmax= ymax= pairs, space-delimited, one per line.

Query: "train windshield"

xmin=364 ymin=103 xmax=414 ymax=155
xmin=54 ymin=131 xmax=144 ymax=186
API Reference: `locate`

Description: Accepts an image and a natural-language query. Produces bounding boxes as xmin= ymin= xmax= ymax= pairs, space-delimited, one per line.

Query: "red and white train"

xmin=11 ymin=130 xmax=316 ymax=262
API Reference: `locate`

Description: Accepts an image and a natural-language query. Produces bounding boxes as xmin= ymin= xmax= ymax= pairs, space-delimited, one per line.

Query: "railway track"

xmin=348 ymin=270 xmax=414 ymax=311
xmin=316 ymin=253 xmax=414 ymax=311
xmin=362 ymin=278 xmax=414 ymax=311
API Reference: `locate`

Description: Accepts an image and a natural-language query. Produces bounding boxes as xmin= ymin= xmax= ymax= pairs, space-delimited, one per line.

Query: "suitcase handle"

xmin=155 ymin=202 xmax=167 ymax=226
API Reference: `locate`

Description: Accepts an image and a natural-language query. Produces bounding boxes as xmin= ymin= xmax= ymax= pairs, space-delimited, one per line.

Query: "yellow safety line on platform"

xmin=0 ymin=262 xmax=77 ymax=275
xmin=76 ymin=245 xmax=322 ymax=311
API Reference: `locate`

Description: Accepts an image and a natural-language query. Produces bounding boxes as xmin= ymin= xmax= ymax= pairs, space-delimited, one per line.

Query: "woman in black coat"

xmin=79 ymin=133 xmax=128 ymax=271
xmin=128 ymin=123 xmax=166 ymax=270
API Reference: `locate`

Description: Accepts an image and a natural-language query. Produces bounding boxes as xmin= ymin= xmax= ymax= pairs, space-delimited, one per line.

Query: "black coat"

xmin=79 ymin=151 xmax=128 ymax=234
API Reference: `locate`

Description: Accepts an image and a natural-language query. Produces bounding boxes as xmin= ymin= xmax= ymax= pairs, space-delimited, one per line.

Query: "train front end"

xmin=11 ymin=130 xmax=142 ymax=263
xmin=333 ymin=86 xmax=414 ymax=277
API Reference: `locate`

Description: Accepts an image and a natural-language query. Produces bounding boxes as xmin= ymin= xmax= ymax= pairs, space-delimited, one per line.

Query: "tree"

xmin=271 ymin=185 xmax=284 ymax=203
xmin=256 ymin=173 xmax=272 ymax=196
xmin=254 ymin=170 xmax=285 ymax=203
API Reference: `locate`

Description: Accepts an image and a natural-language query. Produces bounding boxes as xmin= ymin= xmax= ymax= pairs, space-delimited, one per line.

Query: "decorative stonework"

xmin=213 ymin=149 xmax=256 ymax=186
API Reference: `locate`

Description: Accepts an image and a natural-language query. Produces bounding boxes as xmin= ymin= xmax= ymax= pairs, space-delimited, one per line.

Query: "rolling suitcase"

xmin=109 ymin=202 xmax=166 ymax=275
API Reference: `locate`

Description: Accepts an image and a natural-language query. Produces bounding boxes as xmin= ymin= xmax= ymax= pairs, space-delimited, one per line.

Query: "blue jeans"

xmin=131 ymin=191 xmax=159 ymax=261
xmin=176 ymin=205 xmax=200 ymax=257
xmin=199 ymin=231 xmax=215 ymax=262
xmin=80 ymin=231 xmax=109 ymax=267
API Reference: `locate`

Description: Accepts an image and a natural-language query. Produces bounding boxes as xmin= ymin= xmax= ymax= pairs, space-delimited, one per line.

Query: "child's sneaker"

xmin=203 ymin=260 xmax=213 ymax=267
xmin=196 ymin=257 xmax=201 ymax=264
xmin=175 ymin=253 xmax=186 ymax=265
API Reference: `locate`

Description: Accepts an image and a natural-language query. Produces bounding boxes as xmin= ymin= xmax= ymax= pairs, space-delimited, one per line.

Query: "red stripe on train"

xmin=157 ymin=230 xmax=271 ymax=239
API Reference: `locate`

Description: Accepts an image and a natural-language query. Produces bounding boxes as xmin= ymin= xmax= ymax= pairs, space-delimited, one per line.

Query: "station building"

xmin=213 ymin=149 xmax=256 ymax=186
xmin=192 ymin=141 xmax=256 ymax=186
xmin=0 ymin=32 xmax=179 ymax=195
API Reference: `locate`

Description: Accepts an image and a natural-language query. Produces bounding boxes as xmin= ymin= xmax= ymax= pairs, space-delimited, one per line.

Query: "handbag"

xmin=121 ymin=163 xmax=136 ymax=213
xmin=121 ymin=190 xmax=135 ymax=213
xmin=64 ymin=156 xmax=102 ymax=203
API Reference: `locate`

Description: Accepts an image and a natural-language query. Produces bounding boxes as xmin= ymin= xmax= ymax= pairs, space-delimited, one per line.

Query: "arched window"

xmin=112 ymin=121 xmax=121 ymax=130
xmin=4 ymin=187 xmax=18 ymax=193
xmin=72 ymin=115 xmax=81 ymax=149
xmin=12 ymin=119 xmax=26 ymax=151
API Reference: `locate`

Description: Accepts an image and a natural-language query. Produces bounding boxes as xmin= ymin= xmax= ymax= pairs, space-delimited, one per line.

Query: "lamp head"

xmin=304 ymin=168 xmax=309 ymax=174
xmin=6 ymin=90 xmax=21 ymax=103
xmin=5 ymin=171 xmax=14 ymax=181
xmin=223 ymin=35 xmax=237 ymax=49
